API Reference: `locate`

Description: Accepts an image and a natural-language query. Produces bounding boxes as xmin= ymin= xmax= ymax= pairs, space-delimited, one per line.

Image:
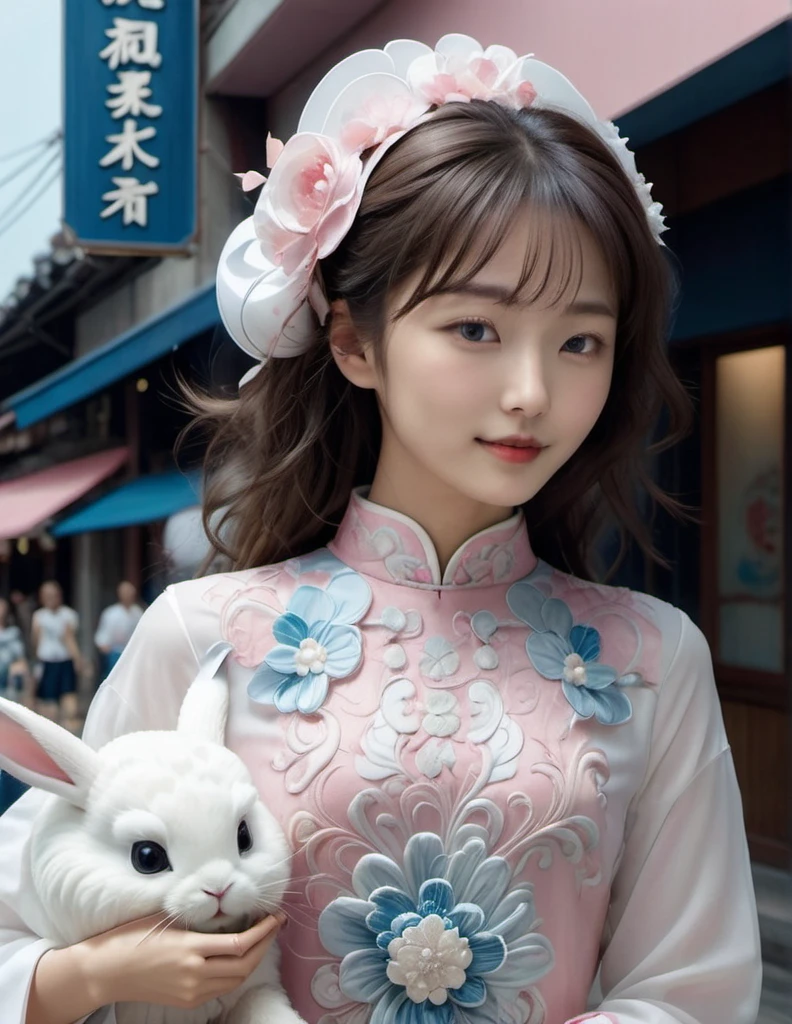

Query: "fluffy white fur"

xmin=0 ymin=644 xmax=306 ymax=1024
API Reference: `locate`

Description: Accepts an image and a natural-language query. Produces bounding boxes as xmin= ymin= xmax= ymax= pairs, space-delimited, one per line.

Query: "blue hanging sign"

xmin=64 ymin=0 xmax=198 ymax=254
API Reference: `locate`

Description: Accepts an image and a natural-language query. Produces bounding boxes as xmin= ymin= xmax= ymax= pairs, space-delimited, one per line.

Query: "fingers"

xmin=196 ymin=914 xmax=280 ymax=959
xmin=203 ymin=930 xmax=279 ymax=979
xmin=196 ymin=974 xmax=250 ymax=1002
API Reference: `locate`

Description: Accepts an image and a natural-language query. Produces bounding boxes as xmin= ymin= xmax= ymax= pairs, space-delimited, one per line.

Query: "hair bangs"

xmin=389 ymin=150 xmax=590 ymax=321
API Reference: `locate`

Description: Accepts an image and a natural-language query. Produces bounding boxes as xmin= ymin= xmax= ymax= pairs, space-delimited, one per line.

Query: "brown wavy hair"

xmin=188 ymin=101 xmax=692 ymax=579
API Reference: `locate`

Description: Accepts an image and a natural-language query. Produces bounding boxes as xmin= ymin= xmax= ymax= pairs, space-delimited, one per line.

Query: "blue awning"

xmin=2 ymin=281 xmax=219 ymax=429
xmin=52 ymin=470 xmax=200 ymax=536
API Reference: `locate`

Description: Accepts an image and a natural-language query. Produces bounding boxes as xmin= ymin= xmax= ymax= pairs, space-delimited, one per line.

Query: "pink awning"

xmin=0 ymin=447 xmax=129 ymax=540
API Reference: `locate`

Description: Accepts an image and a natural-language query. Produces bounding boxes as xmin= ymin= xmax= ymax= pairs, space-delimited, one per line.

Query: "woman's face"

xmin=40 ymin=583 xmax=62 ymax=610
xmin=343 ymin=211 xmax=617 ymax=519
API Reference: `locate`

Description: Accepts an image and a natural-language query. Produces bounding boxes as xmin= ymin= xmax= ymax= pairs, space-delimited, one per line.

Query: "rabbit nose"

xmin=203 ymin=884 xmax=232 ymax=900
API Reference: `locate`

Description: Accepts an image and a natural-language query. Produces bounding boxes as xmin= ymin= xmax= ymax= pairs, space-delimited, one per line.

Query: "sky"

xmin=0 ymin=0 xmax=62 ymax=304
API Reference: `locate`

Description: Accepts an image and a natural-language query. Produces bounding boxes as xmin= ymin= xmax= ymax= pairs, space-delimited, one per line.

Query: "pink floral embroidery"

xmin=203 ymin=572 xmax=282 ymax=669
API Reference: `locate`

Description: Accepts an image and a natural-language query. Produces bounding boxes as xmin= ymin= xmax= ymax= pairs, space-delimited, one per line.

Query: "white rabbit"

xmin=0 ymin=642 xmax=306 ymax=1024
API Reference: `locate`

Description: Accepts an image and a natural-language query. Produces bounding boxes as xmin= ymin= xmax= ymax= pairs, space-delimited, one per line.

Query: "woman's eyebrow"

xmin=431 ymin=283 xmax=616 ymax=318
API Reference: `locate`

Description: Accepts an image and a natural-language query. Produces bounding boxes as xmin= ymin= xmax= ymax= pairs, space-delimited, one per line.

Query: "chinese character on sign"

xmin=106 ymin=71 xmax=163 ymax=118
xmin=99 ymin=18 xmax=162 ymax=70
xmin=101 ymin=0 xmax=165 ymax=9
xmin=101 ymin=177 xmax=159 ymax=226
xmin=100 ymin=118 xmax=160 ymax=171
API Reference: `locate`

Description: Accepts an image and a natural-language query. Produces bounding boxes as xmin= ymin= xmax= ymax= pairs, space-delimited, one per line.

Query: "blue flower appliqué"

xmin=318 ymin=832 xmax=554 ymax=1024
xmin=507 ymin=581 xmax=639 ymax=726
xmin=248 ymin=567 xmax=371 ymax=715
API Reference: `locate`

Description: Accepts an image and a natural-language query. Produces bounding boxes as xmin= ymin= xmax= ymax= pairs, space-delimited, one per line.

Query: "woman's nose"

xmin=499 ymin=356 xmax=551 ymax=417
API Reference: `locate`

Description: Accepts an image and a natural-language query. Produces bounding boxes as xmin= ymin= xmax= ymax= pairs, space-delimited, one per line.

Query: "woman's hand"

xmin=26 ymin=913 xmax=284 ymax=1024
xmin=86 ymin=912 xmax=285 ymax=1007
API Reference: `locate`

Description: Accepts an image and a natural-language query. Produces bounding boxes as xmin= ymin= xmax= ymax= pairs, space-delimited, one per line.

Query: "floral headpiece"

xmin=216 ymin=34 xmax=666 ymax=384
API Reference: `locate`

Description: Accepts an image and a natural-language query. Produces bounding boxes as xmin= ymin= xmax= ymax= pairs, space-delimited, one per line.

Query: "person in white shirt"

xmin=94 ymin=581 xmax=143 ymax=678
xmin=0 ymin=597 xmax=30 ymax=701
xmin=30 ymin=581 xmax=82 ymax=730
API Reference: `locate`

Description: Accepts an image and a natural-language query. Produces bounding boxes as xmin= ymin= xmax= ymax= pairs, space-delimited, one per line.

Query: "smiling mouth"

xmin=484 ymin=435 xmax=543 ymax=447
xmin=477 ymin=438 xmax=545 ymax=464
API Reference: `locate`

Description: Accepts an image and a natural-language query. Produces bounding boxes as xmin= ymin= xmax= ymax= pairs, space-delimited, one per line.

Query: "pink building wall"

xmin=271 ymin=0 xmax=789 ymax=128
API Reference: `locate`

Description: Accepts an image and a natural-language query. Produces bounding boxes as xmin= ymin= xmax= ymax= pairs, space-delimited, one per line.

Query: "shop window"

xmin=707 ymin=343 xmax=786 ymax=684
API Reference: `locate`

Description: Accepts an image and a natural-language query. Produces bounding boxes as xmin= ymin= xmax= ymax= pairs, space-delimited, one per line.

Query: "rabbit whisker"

xmin=137 ymin=910 xmax=184 ymax=946
xmin=267 ymin=904 xmax=319 ymax=930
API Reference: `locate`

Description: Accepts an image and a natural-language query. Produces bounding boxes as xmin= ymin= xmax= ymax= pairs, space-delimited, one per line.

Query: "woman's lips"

xmin=477 ymin=439 xmax=544 ymax=464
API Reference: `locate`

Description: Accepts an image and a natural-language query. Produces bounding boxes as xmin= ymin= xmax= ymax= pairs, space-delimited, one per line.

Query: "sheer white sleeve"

xmin=568 ymin=612 xmax=762 ymax=1024
xmin=0 ymin=590 xmax=198 ymax=1024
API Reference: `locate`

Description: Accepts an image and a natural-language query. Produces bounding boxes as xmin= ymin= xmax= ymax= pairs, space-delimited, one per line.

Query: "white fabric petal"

xmin=483 ymin=44 xmax=520 ymax=69
xmin=383 ymin=39 xmax=434 ymax=79
xmin=435 ymin=33 xmax=484 ymax=60
xmin=406 ymin=52 xmax=445 ymax=95
xmin=514 ymin=58 xmax=600 ymax=129
xmin=321 ymin=73 xmax=417 ymax=140
xmin=298 ymin=49 xmax=395 ymax=134
xmin=216 ymin=218 xmax=315 ymax=365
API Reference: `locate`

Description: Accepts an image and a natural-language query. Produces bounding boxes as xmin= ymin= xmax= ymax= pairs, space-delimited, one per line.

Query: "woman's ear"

xmin=328 ymin=299 xmax=380 ymax=390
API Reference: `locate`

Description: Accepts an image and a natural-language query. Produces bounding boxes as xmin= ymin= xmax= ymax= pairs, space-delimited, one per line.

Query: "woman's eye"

xmin=563 ymin=334 xmax=598 ymax=355
xmin=456 ymin=321 xmax=496 ymax=343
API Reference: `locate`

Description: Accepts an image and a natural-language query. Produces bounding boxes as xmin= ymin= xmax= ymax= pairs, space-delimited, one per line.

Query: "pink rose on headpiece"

xmin=254 ymin=133 xmax=363 ymax=276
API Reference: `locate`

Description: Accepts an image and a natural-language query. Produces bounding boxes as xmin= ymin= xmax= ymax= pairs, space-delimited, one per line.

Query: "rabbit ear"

xmin=0 ymin=698 xmax=100 ymax=808
xmin=177 ymin=641 xmax=234 ymax=744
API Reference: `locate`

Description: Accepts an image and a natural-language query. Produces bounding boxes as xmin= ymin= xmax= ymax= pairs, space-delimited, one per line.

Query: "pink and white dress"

xmin=0 ymin=489 xmax=762 ymax=1023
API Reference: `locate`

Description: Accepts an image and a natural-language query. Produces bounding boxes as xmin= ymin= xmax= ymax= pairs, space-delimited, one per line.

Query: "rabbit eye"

xmin=131 ymin=840 xmax=172 ymax=874
xmin=237 ymin=819 xmax=253 ymax=854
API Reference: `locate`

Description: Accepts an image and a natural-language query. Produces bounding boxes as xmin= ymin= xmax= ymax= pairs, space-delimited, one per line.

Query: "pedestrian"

xmin=0 ymin=598 xmax=33 ymax=815
xmin=8 ymin=588 xmax=34 ymax=658
xmin=0 ymin=597 xmax=31 ymax=702
xmin=30 ymin=580 xmax=82 ymax=730
xmin=94 ymin=581 xmax=143 ymax=678
xmin=0 ymin=34 xmax=761 ymax=1024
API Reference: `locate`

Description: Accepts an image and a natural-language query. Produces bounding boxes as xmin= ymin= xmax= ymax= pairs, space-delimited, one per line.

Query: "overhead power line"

xmin=0 ymin=133 xmax=62 ymax=192
xmin=0 ymin=146 xmax=61 ymax=233
xmin=0 ymin=129 xmax=61 ymax=164
xmin=0 ymin=152 xmax=62 ymax=242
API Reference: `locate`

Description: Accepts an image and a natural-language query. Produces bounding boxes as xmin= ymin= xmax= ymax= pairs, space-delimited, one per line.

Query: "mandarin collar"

xmin=327 ymin=487 xmax=537 ymax=589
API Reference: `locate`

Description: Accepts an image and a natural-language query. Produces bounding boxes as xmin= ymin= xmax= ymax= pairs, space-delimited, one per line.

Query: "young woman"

xmin=30 ymin=581 xmax=82 ymax=730
xmin=0 ymin=35 xmax=760 ymax=1024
